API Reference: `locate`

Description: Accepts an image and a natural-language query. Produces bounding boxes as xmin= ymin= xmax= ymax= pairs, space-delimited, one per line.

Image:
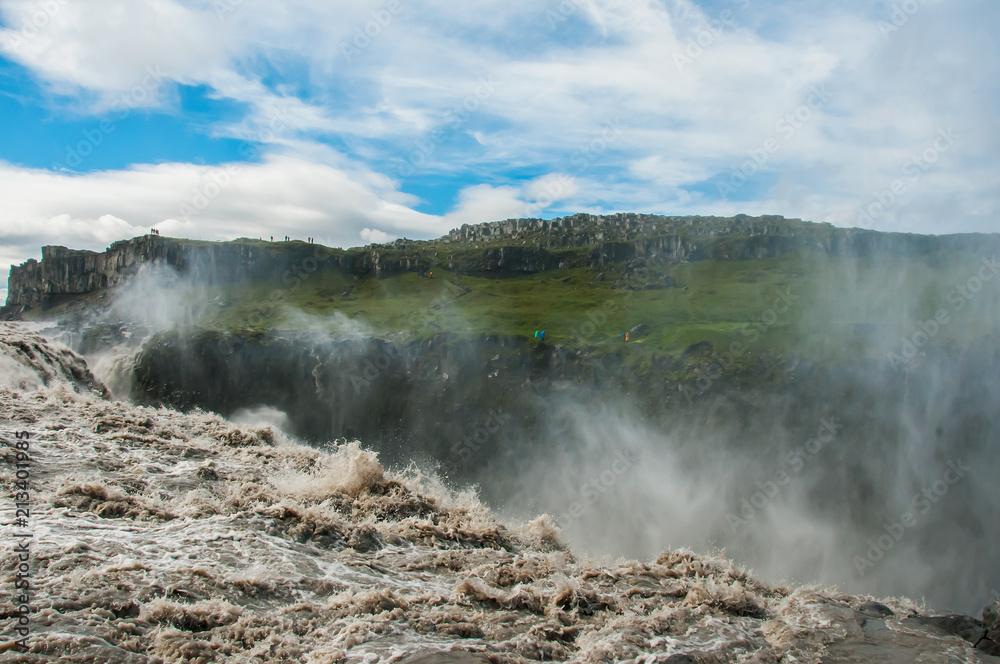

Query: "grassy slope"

xmin=183 ymin=245 xmax=998 ymax=366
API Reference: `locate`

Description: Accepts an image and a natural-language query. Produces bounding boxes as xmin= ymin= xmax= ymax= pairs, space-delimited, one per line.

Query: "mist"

xmin=490 ymin=377 xmax=1000 ymax=615
xmin=44 ymin=240 xmax=1000 ymax=618
xmin=483 ymin=249 xmax=1000 ymax=615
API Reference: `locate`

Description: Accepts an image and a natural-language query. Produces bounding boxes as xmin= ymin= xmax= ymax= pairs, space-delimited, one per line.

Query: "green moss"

xmin=153 ymin=244 xmax=982 ymax=366
xmin=27 ymin=225 xmax=1000 ymax=365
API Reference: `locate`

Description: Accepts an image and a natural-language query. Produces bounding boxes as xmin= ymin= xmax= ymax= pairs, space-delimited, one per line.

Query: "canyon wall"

xmin=5 ymin=214 xmax=998 ymax=318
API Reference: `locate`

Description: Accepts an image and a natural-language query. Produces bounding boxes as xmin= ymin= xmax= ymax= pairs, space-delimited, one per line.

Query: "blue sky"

xmin=0 ymin=0 xmax=997 ymax=298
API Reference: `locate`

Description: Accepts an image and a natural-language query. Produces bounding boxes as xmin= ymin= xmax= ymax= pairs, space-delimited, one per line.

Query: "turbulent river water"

xmin=1 ymin=323 xmax=998 ymax=663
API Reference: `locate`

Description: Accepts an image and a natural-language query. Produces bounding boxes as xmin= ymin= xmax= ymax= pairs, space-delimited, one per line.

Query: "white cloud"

xmin=441 ymin=183 xmax=527 ymax=226
xmin=0 ymin=0 xmax=229 ymax=102
xmin=359 ymin=227 xmax=394 ymax=244
xmin=523 ymin=173 xmax=578 ymax=204
xmin=0 ymin=158 xmax=586 ymax=301
xmin=0 ymin=0 xmax=997 ymax=307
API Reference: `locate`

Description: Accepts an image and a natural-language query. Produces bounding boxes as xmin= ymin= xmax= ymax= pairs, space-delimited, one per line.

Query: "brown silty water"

xmin=0 ymin=324 xmax=997 ymax=663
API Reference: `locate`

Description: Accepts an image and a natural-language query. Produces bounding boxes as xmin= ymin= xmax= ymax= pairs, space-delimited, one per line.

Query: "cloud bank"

xmin=0 ymin=0 xmax=997 ymax=297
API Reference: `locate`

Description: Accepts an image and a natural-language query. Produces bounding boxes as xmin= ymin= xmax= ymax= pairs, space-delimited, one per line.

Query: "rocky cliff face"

xmin=130 ymin=330 xmax=586 ymax=471
xmin=6 ymin=214 xmax=998 ymax=319
xmin=444 ymin=212 xmax=795 ymax=246
xmin=2 ymin=235 xmax=270 ymax=317
xmin=2 ymin=237 xmax=380 ymax=319
xmin=4 ymin=237 xmax=169 ymax=315
xmin=125 ymin=325 xmax=1000 ymax=614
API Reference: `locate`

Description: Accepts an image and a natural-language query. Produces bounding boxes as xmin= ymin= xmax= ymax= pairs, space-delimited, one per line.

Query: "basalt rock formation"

xmin=7 ymin=213 xmax=999 ymax=319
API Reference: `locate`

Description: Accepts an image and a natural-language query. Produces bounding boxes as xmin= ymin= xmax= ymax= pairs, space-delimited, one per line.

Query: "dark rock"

xmin=906 ymin=614 xmax=985 ymax=644
xmin=980 ymin=601 xmax=1000 ymax=654
xmin=985 ymin=600 xmax=1000 ymax=637
xmin=347 ymin=526 xmax=381 ymax=553
xmin=858 ymin=601 xmax=894 ymax=617
xmin=978 ymin=638 xmax=1000 ymax=656
xmin=397 ymin=651 xmax=490 ymax=664
xmin=181 ymin=448 xmax=213 ymax=459
xmin=682 ymin=341 xmax=713 ymax=359
xmin=195 ymin=466 xmax=219 ymax=481
xmin=465 ymin=246 xmax=558 ymax=275
xmin=589 ymin=241 xmax=635 ymax=265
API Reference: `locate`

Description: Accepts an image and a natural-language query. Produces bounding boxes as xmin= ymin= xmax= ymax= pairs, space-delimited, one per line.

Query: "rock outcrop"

xmin=2 ymin=237 xmax=384 ymax=318
xmin=5 ymin=214 xmax=999 ymax=319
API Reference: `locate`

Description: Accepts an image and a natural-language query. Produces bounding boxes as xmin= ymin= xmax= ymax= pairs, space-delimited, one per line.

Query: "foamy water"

xmin=0 ymin=324 xmax=994 ymax=663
